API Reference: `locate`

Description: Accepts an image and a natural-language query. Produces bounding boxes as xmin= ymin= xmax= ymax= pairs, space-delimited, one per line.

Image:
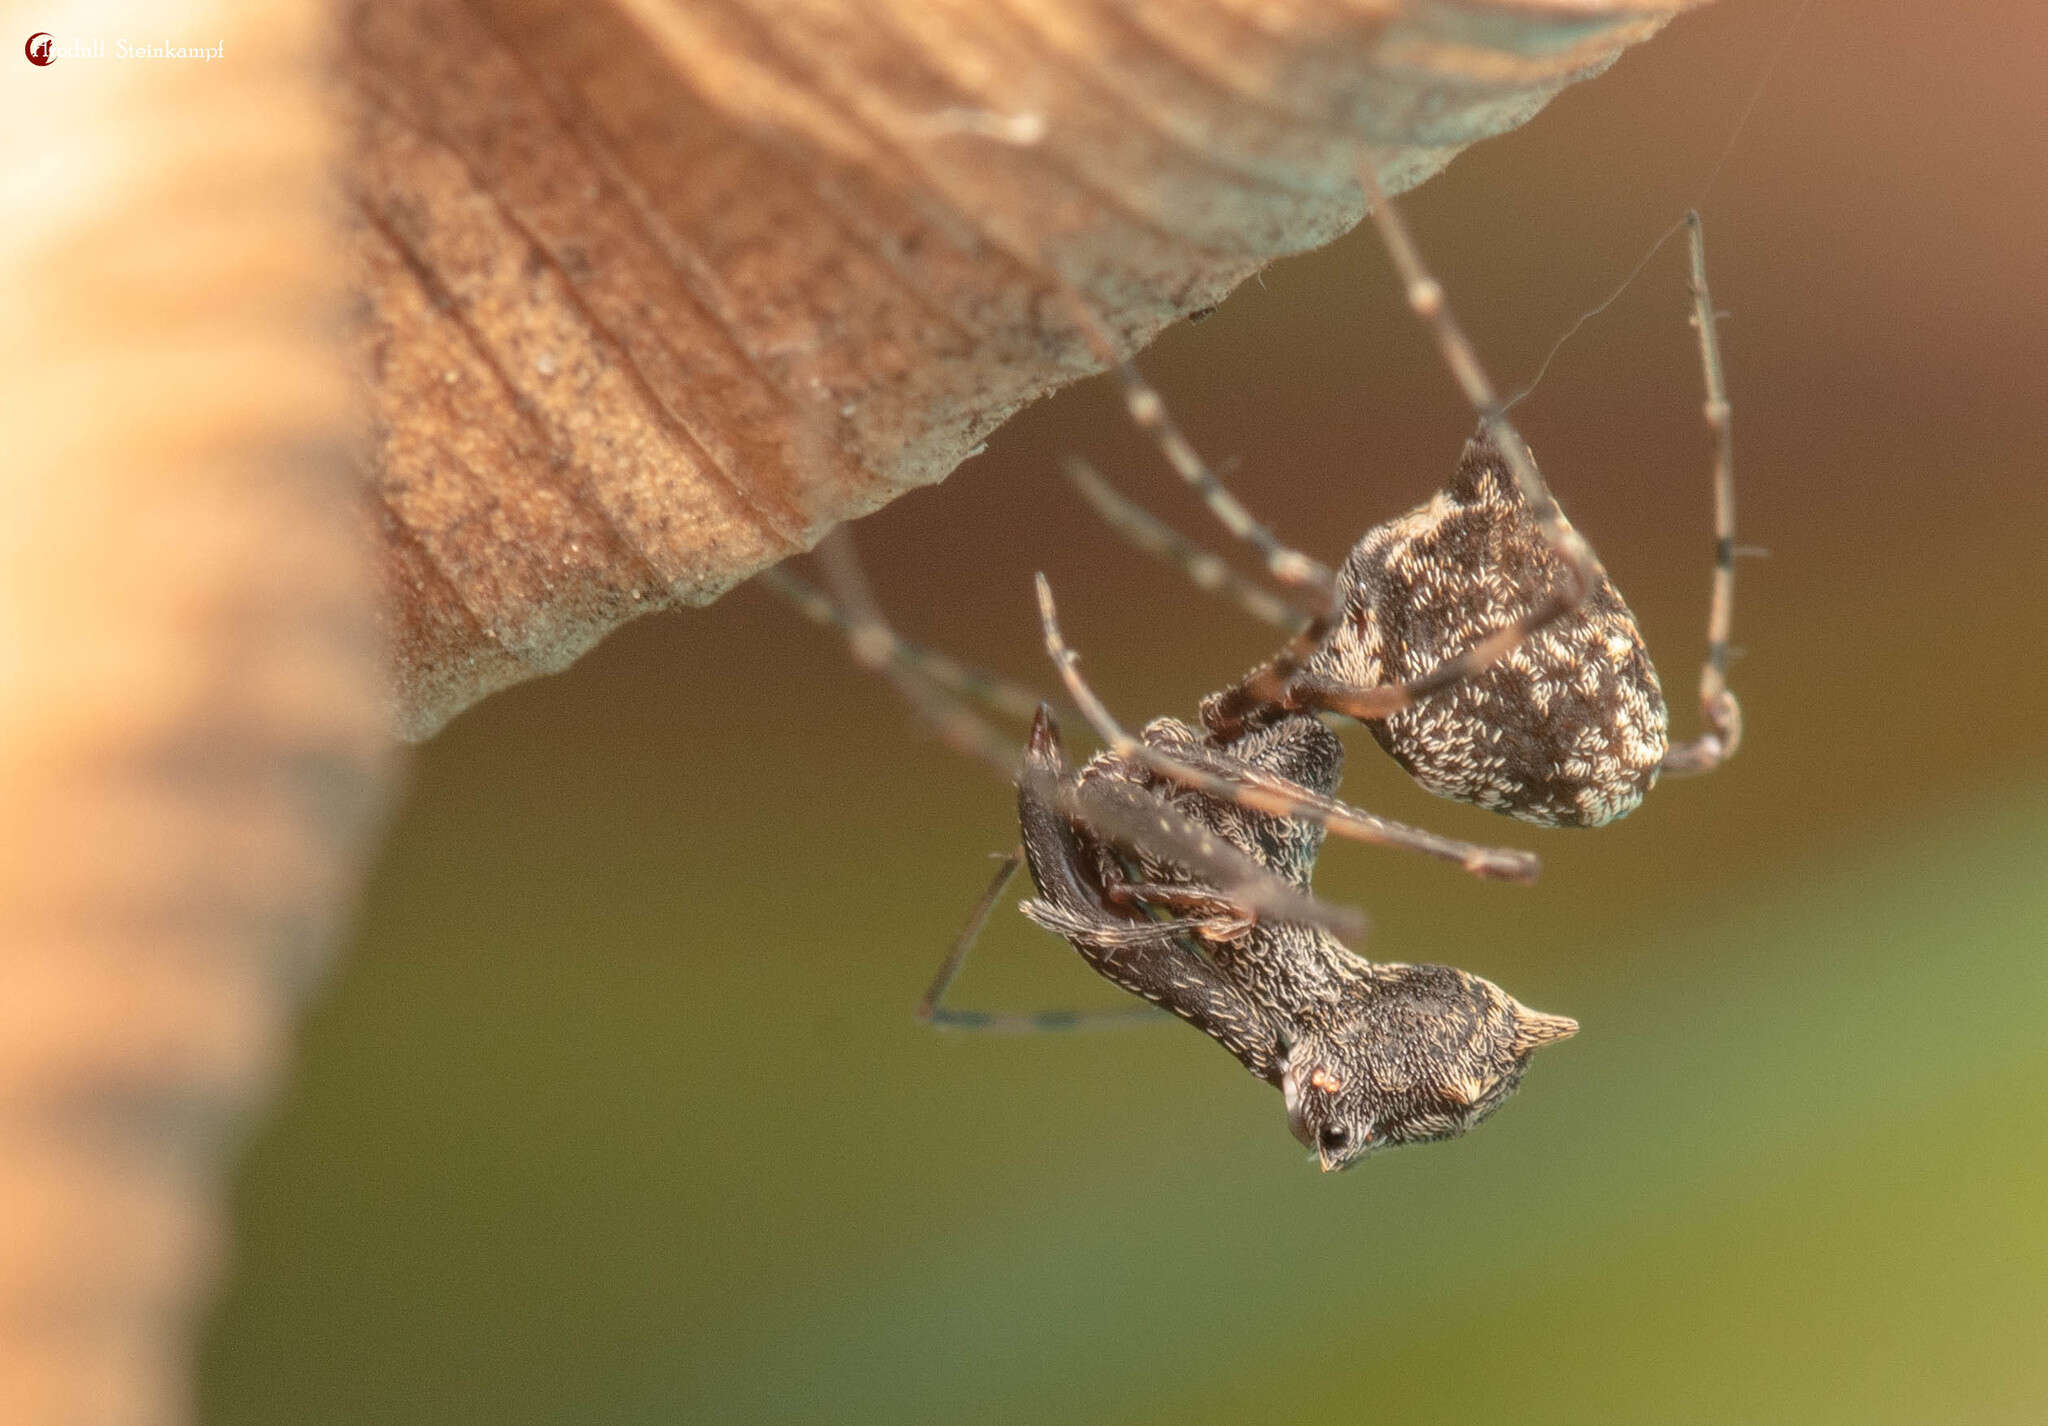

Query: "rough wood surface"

xmin=0 ymin=4 xmax=392 ymax=1423
xmin=347 ymin=0 xmax=1700 ymax=738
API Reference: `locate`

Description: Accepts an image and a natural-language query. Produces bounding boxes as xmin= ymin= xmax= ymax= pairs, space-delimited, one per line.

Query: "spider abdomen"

xmin=1309 ymin=439 xmax=1670 ymax=827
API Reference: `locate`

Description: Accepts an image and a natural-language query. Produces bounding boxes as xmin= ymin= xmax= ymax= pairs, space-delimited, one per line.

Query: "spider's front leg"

xmin=1017 ymin=708 xmax=1281 ymax=1080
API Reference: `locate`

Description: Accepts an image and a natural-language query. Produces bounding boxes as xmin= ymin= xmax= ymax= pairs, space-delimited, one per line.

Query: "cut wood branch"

xmin=0 ymin=4 xmax=392 ymax=1423
xmin=346 ymin=0 xmax=1703 ymax=738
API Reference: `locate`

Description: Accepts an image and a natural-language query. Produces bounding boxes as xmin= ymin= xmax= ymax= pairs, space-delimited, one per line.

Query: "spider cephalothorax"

xmin=1278 ymin=964 xmax=1578 ymax=1171
xmin=1011 ymin=703 xmax=1577 ymax=1170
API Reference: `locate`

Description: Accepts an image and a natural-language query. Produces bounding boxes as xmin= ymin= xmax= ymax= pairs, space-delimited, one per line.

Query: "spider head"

xmin=1278 ymin=964 xmax=1576 ymax=1172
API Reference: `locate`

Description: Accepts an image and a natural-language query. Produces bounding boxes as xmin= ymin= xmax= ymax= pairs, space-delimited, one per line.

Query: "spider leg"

xmin=1103 ymin=882 xmax=1255 ymax=941
xmin=1060 ymin=456 xmax=1313 ymax=630
xmin=1159 ymin=736 xmax=1537 ymax=885
xmin=1357 ymin=159 xmax=1605 ymax=602
xmin=1285 ymin=590 xmax=1579 ymax=723
xmin=762 ymin=563 xmax=1043 ymax=724
xmin=807 ymin=527 xmax=1033 ymax=778
xmin=1194 ymin=607 xmax=1345 ymax=742
xmin=1042 ymin=274 xmax=1338 ymax=611
xmin=917 ymin=851 xmax=1165 ymax=1032
xmin=1035 ymin=575 xmax=1539 ymax=884
xmin=1662 ymin=211 xmax=1744 ymax=775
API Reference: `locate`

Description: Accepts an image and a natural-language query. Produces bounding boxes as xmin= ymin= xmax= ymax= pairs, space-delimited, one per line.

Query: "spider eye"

xmin=1318 ymin=1125 xmax=1350 ymax=1153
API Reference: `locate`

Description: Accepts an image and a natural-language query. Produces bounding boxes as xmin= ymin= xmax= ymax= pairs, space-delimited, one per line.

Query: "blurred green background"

xmin=202 ymin=1 xmax=2048 ymax=1421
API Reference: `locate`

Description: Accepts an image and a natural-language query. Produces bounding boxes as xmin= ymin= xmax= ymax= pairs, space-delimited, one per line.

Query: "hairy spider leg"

xmin=1662 ymin=211 xmax=1744 ymax=774
xmin=1033 ymin=575 xmax=1540 ymax=884
xmin=808 ymin=528 xmax=1029 ymax=780
xmin=762 ymin=564 xmax=1044 ymax=724
xmin=1059 ymin=456 xmax=1303 ymax=631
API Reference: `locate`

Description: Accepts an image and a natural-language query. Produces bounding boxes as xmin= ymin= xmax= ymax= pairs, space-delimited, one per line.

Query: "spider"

xmin=766 ymin=165 xmax=1742 ymax=1170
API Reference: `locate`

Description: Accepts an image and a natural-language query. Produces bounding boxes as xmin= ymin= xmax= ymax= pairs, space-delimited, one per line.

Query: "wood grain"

xmin=344 ymin=0 xmax=1700 ymax=737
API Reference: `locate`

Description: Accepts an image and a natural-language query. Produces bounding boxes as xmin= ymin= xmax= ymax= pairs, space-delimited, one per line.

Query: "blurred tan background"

xmin=203 ymin=0 xmax=2048 ymax=1421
